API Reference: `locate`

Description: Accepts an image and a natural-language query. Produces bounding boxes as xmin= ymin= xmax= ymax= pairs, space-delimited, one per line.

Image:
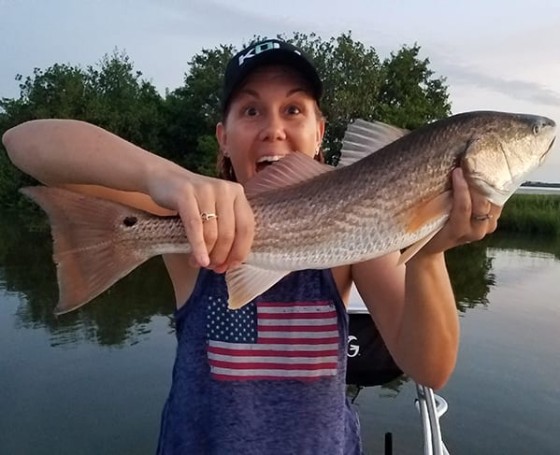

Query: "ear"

xmin=316 ymin=117 xmax=326 ymax=149
xmin=216 ymin=122 xmax=227 ymax=154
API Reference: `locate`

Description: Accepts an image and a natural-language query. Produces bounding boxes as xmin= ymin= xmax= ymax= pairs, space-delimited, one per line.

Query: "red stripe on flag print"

xmin=207 ymin=300 xmax=340 ymax=381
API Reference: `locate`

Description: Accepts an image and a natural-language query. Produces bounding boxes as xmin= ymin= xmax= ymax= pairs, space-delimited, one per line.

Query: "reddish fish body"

xmin=22 ymin=111 xmax=556 ymax=313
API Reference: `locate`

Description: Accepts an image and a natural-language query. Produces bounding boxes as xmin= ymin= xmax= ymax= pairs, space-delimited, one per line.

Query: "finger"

xmin=225 ymin=193 xmax=255 ymax=267
xmin=197 ymin=197 xmax=219 ymax=262
xmin=208 ymin=194 xmax=236 ymax=269
xmin=447 ymin=168 xmax=473 ymax=234
xmin=470 ymin=191 xmax=491 ymax=221
xmin=451 ymin=168 xmax=472 ymax=216
xmin=469 ymin=187 xmax=496 ymax=235
xmin=178 ymin=195 xmax=210 ymax=268
xmin=420 ymin=169 xmax=472 ymax=254
xmin=488 ymin=203 xmax=503 ymax=221
xmin=485 ymin=204 xmax=502 ymax=234
xmin=443 ymin=169 xmax=488 ymax=246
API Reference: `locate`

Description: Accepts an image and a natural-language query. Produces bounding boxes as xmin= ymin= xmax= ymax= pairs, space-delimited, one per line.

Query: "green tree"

xmin=1 ymin=33 xmax=452 ymax=209
xmin=287 ymin=32 xmax=384 ymax=164
xmin=161 ymin=45 xmax=235 ymax=172
xmin=0 ymin=50 xmax=165 ymax=210
xmin=374 ymin=44 xmax=451 ymax=129
xmin=241 ymin=32 xmax=451 ymax=164
xmin=84 ymin=51 xmax=166 ymax=153
xmin=0 ymin=63 xmax=89 ymax=124
xmin=0 ymin=33 xmax=454 ymax=346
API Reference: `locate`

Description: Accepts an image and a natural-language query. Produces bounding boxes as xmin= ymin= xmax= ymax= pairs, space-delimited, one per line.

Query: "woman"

xmin=3 ymin=39 xmax=500 ymax=454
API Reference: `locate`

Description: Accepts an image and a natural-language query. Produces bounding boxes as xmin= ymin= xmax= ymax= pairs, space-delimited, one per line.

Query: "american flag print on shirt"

xmin=206 ymin=295 xmax=340 ymax=381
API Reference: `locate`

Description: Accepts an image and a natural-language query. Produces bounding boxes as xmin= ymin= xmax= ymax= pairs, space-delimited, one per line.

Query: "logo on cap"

xmin=238 ymin=41 xmax=301 ymax=66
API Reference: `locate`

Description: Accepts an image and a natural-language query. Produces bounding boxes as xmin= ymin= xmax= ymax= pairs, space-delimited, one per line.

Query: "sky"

xmin=2 ymin=0 xmax=560 ymax=182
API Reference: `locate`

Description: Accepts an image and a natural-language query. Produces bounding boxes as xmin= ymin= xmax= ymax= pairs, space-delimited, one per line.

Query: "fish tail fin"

xmin=20 ymin=186 xmax=151 ymax=315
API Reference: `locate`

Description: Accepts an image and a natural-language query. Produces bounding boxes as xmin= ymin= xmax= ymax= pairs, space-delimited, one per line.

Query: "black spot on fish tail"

xmin=123 ymin=216 xmax=138 ymax=227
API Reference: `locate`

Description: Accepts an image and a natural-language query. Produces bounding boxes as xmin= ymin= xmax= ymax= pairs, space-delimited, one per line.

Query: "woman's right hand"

xmin=147 ymin=167 xmax=255 ymax=273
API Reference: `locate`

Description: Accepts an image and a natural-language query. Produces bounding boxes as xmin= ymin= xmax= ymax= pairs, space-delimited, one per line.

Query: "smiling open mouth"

xmin=256 ymin=156 xmax=285 ymax=172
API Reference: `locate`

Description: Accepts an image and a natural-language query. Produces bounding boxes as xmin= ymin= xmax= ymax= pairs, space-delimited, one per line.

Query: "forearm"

xmin=396 ymin=252 xmax=460 ymax=388
xmin=2 ymin=119 xmax=187 ymax=194
xmin=3 ymin=118 xmax=255 ymax=269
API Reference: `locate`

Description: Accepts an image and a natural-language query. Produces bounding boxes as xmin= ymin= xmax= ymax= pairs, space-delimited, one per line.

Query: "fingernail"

xmin=198 ymin=254 xmax=210 ymax=268
xmin=453 ymin=168 xmax=462 ymax=180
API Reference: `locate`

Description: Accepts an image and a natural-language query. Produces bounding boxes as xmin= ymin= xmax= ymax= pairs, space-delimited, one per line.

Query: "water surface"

xmin=1 ymin=218 xmax=559 ymax=454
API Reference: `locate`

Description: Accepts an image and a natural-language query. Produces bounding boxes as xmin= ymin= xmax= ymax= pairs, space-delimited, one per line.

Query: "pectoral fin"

xmin=396 ymin=191 xmax=453 ymax=264
xmin=402 ymin=191 xmax=453 ymax=233
xmin=225 ymin=265 xmax=290 ymax=309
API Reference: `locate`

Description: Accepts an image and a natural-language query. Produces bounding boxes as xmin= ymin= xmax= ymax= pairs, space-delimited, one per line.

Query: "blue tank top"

xmin=157 ymin=268 xmax=362 ymax=455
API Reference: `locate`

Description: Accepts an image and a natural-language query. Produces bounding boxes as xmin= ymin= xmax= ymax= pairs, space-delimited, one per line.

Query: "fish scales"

xmin=248 ymin=113 xmax=488 ymax=269
xmin=20 ymin=111 xmax=556 ymax=312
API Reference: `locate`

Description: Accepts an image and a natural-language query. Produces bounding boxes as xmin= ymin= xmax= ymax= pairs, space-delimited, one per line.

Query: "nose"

xmin=259 ymin=112 xmax=287 ymax=142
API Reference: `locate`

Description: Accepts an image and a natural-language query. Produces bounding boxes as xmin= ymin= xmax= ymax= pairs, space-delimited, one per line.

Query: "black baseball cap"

xmin=221 ymin=39 xmax=323 ymax=113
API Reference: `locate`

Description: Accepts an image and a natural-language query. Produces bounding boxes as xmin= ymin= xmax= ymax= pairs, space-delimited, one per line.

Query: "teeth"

xmin=257 ymin=155 xmax=285 ymax=163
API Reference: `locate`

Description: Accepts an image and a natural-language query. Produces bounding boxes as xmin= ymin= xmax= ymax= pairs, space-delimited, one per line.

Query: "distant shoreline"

xmin=521 ymin=182 xmax=560 ymax=188
xmin=516 ymin=185 xmax=560 ymax=195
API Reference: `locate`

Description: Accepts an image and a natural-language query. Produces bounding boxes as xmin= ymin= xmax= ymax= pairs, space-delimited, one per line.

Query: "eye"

xmin=286 ymin=105 xmax=302 ymax=115
xmin=243 ymin=106 xmax=259 ymax=117
xmin=532 ymin=124 xmax=541 ymax=135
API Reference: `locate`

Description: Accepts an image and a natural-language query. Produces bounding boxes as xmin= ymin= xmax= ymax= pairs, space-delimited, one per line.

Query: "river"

xmin=0 ymin=218 xmax=559 ymax=454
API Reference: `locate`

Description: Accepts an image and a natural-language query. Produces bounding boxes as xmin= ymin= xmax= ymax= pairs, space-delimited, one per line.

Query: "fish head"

xmin=462 ymin=113 xmax=556 ymax=205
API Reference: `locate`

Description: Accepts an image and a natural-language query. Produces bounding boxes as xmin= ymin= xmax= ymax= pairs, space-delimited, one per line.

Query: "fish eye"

xmin=123 ymin=216 xmax=138 ymax=227
xmin=532 ymin=124 xmax=541 ymax=135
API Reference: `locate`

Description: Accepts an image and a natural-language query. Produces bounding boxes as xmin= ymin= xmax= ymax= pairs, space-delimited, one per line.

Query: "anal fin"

xmin=225 ymin=265 xmax=290 ymax=309
xmin=397 ymin=229 xmax=442 ymax=265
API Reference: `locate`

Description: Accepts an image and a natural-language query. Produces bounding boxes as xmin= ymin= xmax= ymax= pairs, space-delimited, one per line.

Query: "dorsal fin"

xmin=338 ymin=119 xmax=409 ymax=167
xmin=244 ymin=152 xmax=333 ymax=198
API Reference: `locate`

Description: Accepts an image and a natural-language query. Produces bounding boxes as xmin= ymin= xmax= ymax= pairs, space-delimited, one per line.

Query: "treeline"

xmin=0 ymin=32 xmax=451 ymax=212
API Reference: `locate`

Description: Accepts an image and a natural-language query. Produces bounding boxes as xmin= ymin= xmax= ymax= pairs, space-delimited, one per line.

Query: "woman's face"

xmin=216 ymin=65 xmax=325 ymax=185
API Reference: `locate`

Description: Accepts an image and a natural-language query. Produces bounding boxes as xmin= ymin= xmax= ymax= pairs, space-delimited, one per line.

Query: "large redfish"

xmin=22 ymin=111 xmax=556 ymax=314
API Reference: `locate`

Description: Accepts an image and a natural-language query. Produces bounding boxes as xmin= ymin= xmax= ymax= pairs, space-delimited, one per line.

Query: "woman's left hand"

xmin=418 ymin=167 xmax=502 ymax=256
